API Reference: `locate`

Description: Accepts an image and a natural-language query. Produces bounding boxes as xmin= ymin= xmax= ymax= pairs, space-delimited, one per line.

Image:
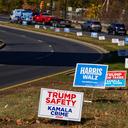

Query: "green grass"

xmin=0 ymin=74 xmax=128 ymax=128
xmin=0 ymin=22 xmax=128 ymax=128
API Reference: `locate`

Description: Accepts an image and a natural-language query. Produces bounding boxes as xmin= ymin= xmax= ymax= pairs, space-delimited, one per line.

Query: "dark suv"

xmin=81 ymin=20 xmax=102 ymax=32
xmin=50 ymin=18 xmax=72 ymax=28
xmin=107 ymin=23 xmax=126 ymax=35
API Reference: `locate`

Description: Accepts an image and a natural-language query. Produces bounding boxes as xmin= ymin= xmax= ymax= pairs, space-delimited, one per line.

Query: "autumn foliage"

xmin=0 ymin=0 xmax=128 ymax=24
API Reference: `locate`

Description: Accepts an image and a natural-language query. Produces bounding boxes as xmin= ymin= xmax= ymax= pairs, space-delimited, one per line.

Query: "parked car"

xmin=107 ymin=23 xmax=126 ymax=35
xmin=10 ymin=9 xmax=25 ymax=23
xmin=33 ymin=13 xmax=55 ymax=24
xmin=50 ymin=18 xmax=72 ymax=28
xmin=81 ymin=20 xmax=102 ymax=32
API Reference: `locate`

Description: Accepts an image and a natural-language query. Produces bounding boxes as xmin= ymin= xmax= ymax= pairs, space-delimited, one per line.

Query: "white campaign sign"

xmin=91 ymin=32 xmax=98 ymax=38
xmin=55 ymin=28 xmax=60 ymax=32
xmin=43 ymin=26 xmax=47 ymax=30
xmin=35 ymin=25 xmax=40 ymax=29
xmin=112 ymin=38 xmax=119 ymax=44
xmin=125 ymin=58 xmax=128 ymax=69
xmin=64 ymin=28 xmax=70 ymax=32
xmin=118 ymin=40 xmax=125 ymax=46
xmin=68 ymin=7 xmax=72 ymax=12
xmin=99 ymin=36 xmax=105 ymax=40
xmin=22 ymin=21 xmax=27 ymax=25
xmin=76 ymin=32 xmax=83 ymax=36
xmin=38 ymin=88 xmax=84 ymax=122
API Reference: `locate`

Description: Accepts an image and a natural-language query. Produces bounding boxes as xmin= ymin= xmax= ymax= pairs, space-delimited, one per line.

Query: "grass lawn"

xmin=1 ymin=74 xmax=128 ymax=128
xmin=0 ymin=22 xmax=128 ymax=128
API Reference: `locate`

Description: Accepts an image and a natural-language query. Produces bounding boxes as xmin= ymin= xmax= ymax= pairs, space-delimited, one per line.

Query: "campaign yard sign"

xmin=38 ymin=88 xmax=84 ymax=122
xmin=55 ymin=28 xmax=60 ymax=32
xmin=105 ymin=71 xmax=127 ymax=87
xmin=76 ymin=32 xmax=83 ymax=37
xmin=118 ymin=50 xmax=128 ymax=56
xmin=35 ymin=25 xmax=40 ymax=29
xmin=91 ymin=32 xmax=98 ymax=38
xmin=118 ymin=40 xmax=125 ymax=46
xmin=98 ymin=36 xmax=105 ymax=41
xmin=64 ymin=28 xmax=70 ymax=33
xmin=73 ymin=63 xmax=108 ymax=88
xmin=112 ymin=38 xmax=119 ymax=44
xmin=22 ymin=21 xmax=27 ymax=25
xmin=125 ymin=37 xmax=128 ymax=44
xmin=50 ymin=26 xmax=54 ymax=30
xmin=125 ymin=58 xmax=128 ymax=69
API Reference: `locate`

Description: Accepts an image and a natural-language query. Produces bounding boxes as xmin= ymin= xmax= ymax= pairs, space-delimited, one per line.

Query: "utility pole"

xmin=50 ymin=0 xmax=53 ymax=15
xmin=64 ymin=0 xmax=67 ymax=19
xmin=106 ymin=0 xmax=109 ymax=12
xmin=36 ymin=0 xmax=39 ymax=12
xmin=102 ymin=0 xmax=110 ymax=12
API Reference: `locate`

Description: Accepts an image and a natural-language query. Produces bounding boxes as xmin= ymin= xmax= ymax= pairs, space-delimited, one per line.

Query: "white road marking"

xmin=38 ymin=40 xmax=43 ymax=42
xmin=21 ymin=35 xmax=26 ymax=38
xmin=49 ymin=45 xmax=52 ymax=48
xmin=36 ymin=53 xmax=53 ymax=60
xmin=51 ymin=50 xmax=54 ymax=52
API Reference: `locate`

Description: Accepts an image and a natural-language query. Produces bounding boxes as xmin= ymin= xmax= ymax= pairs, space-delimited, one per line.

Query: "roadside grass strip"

xmin=0 ymin=73 xmax=128 ymax=128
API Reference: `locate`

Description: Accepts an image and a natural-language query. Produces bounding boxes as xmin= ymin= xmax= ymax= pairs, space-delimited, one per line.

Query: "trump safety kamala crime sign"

xmin=38 ymin=88 xmax=84 ymax=122
xmin=105 ymin=71 xmax=127 ymax=87
xmin=73 ymin=63 xmax=108 ymax=88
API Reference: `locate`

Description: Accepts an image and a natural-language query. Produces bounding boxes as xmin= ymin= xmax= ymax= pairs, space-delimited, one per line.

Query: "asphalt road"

xmin=0 ymin=14 xmax=9 ymax=21
xmin=0 ymin=26 xmax=103 ymax=88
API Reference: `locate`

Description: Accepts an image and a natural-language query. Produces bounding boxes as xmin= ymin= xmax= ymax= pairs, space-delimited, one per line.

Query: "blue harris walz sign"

xmin=73 ymin=63 xmax=108 ymax=88
xmin=125 ymin=37 xmax=128 ymax=44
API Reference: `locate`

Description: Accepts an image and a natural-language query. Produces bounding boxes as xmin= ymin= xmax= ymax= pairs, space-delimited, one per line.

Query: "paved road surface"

xmin=0 ymin=26 xmax=103 ymax=88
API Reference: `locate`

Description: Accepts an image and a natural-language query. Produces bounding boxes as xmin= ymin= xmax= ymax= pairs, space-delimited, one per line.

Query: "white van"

xmin=10 ymin=9 xmax=25 ymax=23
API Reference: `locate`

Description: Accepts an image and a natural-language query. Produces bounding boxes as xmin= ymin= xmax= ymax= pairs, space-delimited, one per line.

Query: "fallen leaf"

xmin=16 ymin=119 xmax=23 ymax=125
xmin=36 ymin=120 xmax=40 ymax=124
xmin=4 ymin=104 xmax=8 ymax=109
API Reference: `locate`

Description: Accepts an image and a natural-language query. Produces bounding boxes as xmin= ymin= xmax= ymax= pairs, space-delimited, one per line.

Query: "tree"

xmin=86 ymin=2 xmax=102 ymax=20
